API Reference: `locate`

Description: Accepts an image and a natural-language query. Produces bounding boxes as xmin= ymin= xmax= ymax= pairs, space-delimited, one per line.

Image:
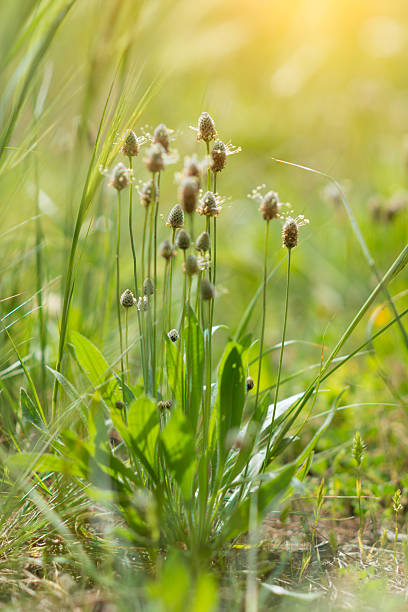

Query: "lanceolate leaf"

xmin=161 ymin=408 xmax=196 ymax=500
xmin=215 ymin=342 xmax=245 ymax=464
xmin=127 ymin=396 xmax=160 ymax=474
xmin=222 ymin=463 xmax=296 ymax=541
xmin=71 ymin=331 xmax=121 ymax=407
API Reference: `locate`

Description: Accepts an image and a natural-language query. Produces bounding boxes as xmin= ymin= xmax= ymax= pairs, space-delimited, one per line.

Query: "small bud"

xmin=210 ymin=140 xmax=227 ymax=173
xmin=160 ymin=239 xmax=176 ymax=261
xmin=259 ymin=191 xmax=279 ymax=221
xmin=122 ymin=130 xmax=139 ymax=157
xmin=120 ymin=289 xmax=136 ymax=308
xmin=246 ymin=376 xmax=254 ymax=392
xmin=143 ymin=277 xmax=154 ymax=296
xmin=197 ymin=112 xmax=217 ymax=142
xmin=183 ymin=254 xmax=199 ymax=276
xmin=167 ymin=329 xmax=179 ymax=342
xmin=176 ymin=229 xmax=191 ymax=250
xmin=144 ymin=144 xmax=165 ymax=173
xmin=167 ymin=204 xmax=184 ymax=228
xmin=153 ymin=123 xmax=170 ymax=153
xmin=200 ymin=278 xmax=215 ymax=300
xmin=140 ymin=179 xmax=154 ymax=208
xmin=158 ymin=399 xmax=173 ymax=411
xmin=109 ymin=163 xmax=129 ymax=191
xmin=179 ymin=176 xmax=199 ymax=214
xmin=115 ymin=401 xmax=125 ymax=410
xmin=195 ymin=231 xmax=210 ymax=253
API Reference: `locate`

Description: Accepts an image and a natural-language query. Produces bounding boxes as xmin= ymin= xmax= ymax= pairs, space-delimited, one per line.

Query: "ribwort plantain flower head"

xmin=179 ymin=176 xmax=199 ymax=214
xmin=153 ymin=123 xmax=171 ymax=153
xmin=143 ymin=277 xmax=154 ymax=296
xmin=144 ymin=144 xmax=165 ymax=173
xmin=260 ymin=191 xmax=280 ymax=220
xmin=109 ymin=163 xmax=130 ymax=191
xmin=160 ymin=239 xmax=176 ymax=261
xmin=195 ymin=231 xmax=210 ymax=253
xmin=192 ymin=112 xmax=217 ymax=142
xmin=200 ymin=278 xmax=215 ymax=301
xmin=197 ymin=191 xmax=223 ymax=217
xmin=167 ymin=204 xmax=184 ymax=228
xmin=282 ymin=215 xmax=309 ymax=249
xmin=120 ymin=289 xmax=136 ymax=308
xmin=182 ymin=155 xmax=202 ymax=185
xmin=139 ymin=178 xmax=154 ymax=208
xmin=210 ymin=140 xmax=241 ymax=173
xmin=183 ymin=254 xmax=199 ymax=276
xmin=246 ymin=376 xmax=254 ymax=391
xmin=167 ymin=329 xmax=179 ymax=342
xmin=176 ymin=229 xmax=191 ymax=250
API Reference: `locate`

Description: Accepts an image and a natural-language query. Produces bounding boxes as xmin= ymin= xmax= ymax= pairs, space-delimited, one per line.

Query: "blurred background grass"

xmin=1 ymin=0 xmax=407 ymax=470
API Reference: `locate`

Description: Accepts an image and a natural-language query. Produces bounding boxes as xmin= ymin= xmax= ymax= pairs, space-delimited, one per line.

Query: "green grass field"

xmin=1 ymin=1 xmax=408 ymax=610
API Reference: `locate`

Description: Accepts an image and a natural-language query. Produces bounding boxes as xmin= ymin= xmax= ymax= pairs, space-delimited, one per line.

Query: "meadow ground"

xmin=0 ymin=1 xmax=408 ymax=610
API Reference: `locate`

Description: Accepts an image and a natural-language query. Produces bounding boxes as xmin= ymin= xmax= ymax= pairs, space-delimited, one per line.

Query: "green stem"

xmin=125 ymin=308 xmax=129 ymax=385
xmin=128 ymin=157 xmax=146 ymax=390
xmin=254 ymin=221 xmax=270 ymax=416
xmin=266 ymin=248 xmax=291 ymax=459
xmin=153 ymin=172 xmax=161 ymax=397
xmin=116 ymin=191 xmax=125 ymax=392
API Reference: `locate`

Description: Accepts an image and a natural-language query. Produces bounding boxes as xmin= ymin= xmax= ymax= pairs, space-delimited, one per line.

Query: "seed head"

xmin=167 ymin=329 xmax=179 ymax=342
xmin=179 ymin=176 xmax=199 ymax=214
xmin=183 ymin=155 xmax=201 ymax=185
xmin=197 ymin=191 xmax=221 ymax=217
xmin=282 ymin=215 xmax=309 ymax=249
xmin=176 ymin=229 xmax=191 ymax=250
xmin=143 ymin=277 xmax=154 ymax=296
xmin=246 ymin=376 xmax=254 ymax=392
xmin=140 ymin=179 xmax=154 ymax=208
xmin=352 ymin=432 xmax=366 ymax=467
xmin=109 ymin=163 xmax=129 ymax=191
xmin=210 ymin=140 xmax=227 ymax=173
xmin=144 ymin=144 xmax=165 ymax=173
xmin=160 ymin=239 xmax=176 ymax=261
xmin=197 ymin=112 xmax=217 ymax=142
xmin=200 ymin=278 xmax=215 ymax=301
xmin=153 ymin=123 xmax=170 ymax=153
xmin=183 ymin=254 xmax=199 ymax=276
xmin=120 ymin=289 xmax=136 ymax=308
xmin=259 ymin=191 xmax=279 ymax=221
xmin=121 ymin=130 xmax=139 ymax=157
xmin=195 ymin=231 xmax=210 ymax=253
xmin=158 ymin=400 xmax=173 ymax=411
xmin=167 ymin=204 xmax=184 ymax=228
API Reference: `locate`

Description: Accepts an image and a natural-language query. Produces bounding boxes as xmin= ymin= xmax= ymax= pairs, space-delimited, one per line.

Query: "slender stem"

xmin=153 ymin=172 xmax=161 ymax=397
xmin=116 ymin=191 xmax=125 ymax=391
xmin=128 ymin=157 xmax=146 ymax=390
xmin=254 ymin=220 xmax=270 ymax=415
xmin=125 ymin=308 xmax=129 ymax=385
xmin=206 ymin=141 xmax=211 ymax=191
xmin=141 ymin=205 xmax=148 ymax=283
xmin=266 ymin=248 xmax=291 ymax=459
xmin=168 ymin=228 xmax=176 ymax=329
